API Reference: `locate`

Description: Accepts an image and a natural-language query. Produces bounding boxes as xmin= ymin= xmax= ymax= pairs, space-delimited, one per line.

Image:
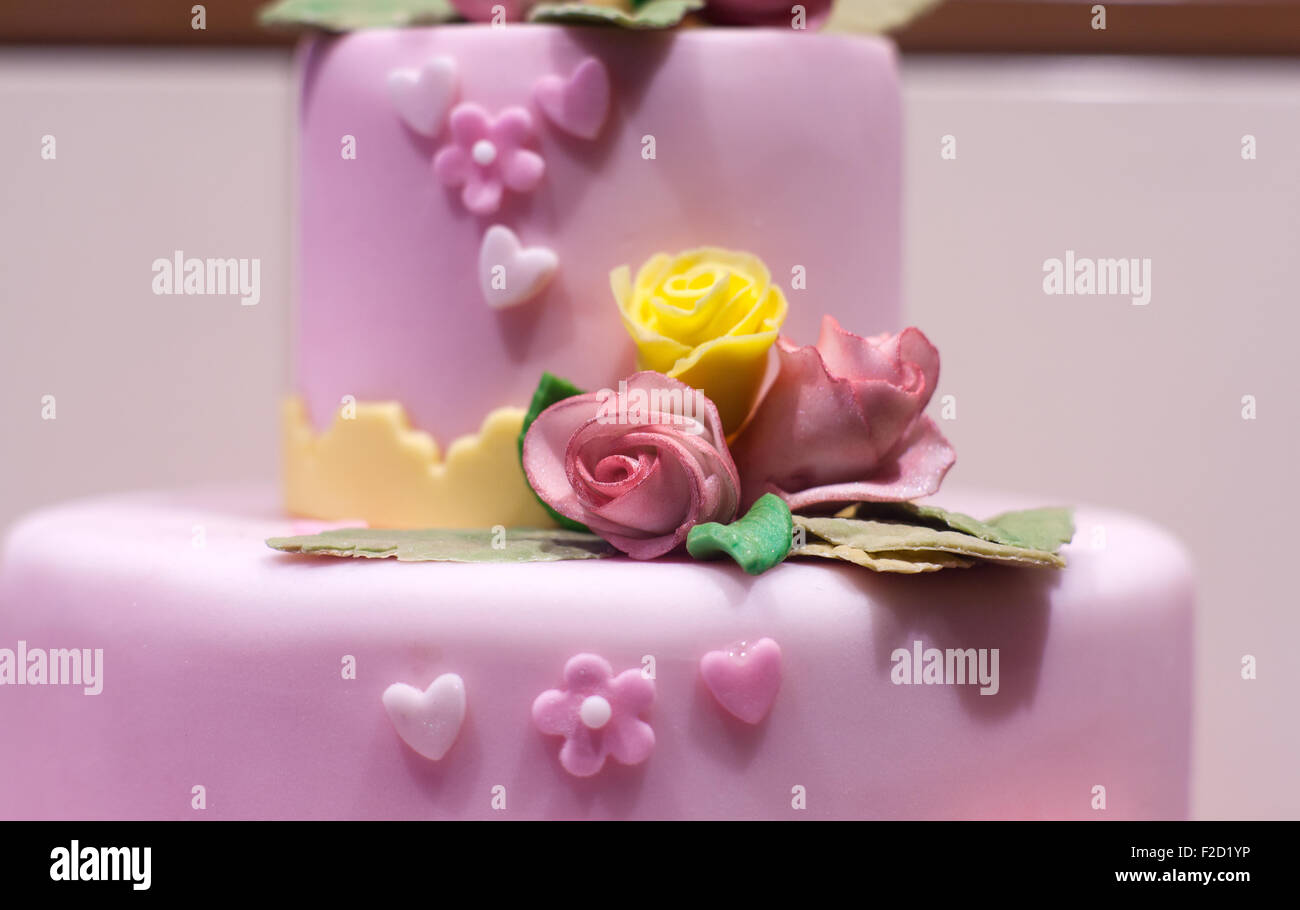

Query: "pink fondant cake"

xmin=296 ymin=25 xmax=901 ymax=441
xmin=0 ymin=487 xmax=1191 ymax=820
xmin=0 ymin=5 xmax=1194 ymax=820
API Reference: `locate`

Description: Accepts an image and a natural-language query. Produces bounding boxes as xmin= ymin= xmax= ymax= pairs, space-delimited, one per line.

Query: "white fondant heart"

xmin=382 ymin=673 xmax=466 ymax=761
xmin=479 ymin=225 xmax=558 ymax=309
xmin=534 ymin=57 xmax=611 ymax=141
xmin=387 ymin=57 xmax=459 ymax=137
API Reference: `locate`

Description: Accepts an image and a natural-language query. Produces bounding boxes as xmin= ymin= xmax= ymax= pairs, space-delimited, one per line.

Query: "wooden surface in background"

xmin=0 ymin=0 xmax=1298 ymax=54
xmin=896 ymin=1 xmax=1300 ymax=54
xmin=0 ymin=0 xmax=284 ymax=44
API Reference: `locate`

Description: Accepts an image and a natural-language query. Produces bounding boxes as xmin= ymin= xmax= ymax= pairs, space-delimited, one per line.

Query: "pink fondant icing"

xmin=433 ymin=103 xmax=546 ymax=216
xmin=532 ymin=653 xmax=656 ymax=777
xmin=533 ymin=57 xmax=611 ymax=140
xmin=296 ymin=27 xmax=902 ymax=440
xmin=700 ymin=637 xmax=782 ymax=725
xmin=0 ymin=487 xmax=1193 ymax=819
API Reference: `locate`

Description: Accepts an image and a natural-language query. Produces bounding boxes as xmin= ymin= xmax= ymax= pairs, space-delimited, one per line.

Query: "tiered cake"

xmin=0 ymin=10 xmax=1193 ymax=820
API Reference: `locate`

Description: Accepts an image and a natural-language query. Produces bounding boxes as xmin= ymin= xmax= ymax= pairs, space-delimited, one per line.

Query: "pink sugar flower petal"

xmin=501 ymin=149 xmax=546 ymax=193
xmin=771 ymin=417 xmax=956 ymax=511
xmin=448 ymin=103 xmax=491 ymax=144
xmin=461 ymin=177 xmax=504 ymax=215
xmin=531 ymin=689 xmax=577 ymax=736
xmin=733 ymin=317 xmax=955 ymax=510
xmin=534 ymin=654 xmax=656 ymax=778
xmin=523 ymin=372 xmax=740 ymax=560
xmin=490 ymin=106 xmax=537 ymax=147
xmin=432 ymin=144 xmax=471 ymax=187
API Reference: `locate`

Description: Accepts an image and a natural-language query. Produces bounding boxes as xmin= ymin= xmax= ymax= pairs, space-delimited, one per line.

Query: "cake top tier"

xmin=295 ymin=23 xmax=903 ymax=445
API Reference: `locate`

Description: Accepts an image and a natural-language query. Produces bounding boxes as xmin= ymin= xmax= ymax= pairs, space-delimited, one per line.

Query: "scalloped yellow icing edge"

xmin=284 ymin=397 xmax=555 ymax=530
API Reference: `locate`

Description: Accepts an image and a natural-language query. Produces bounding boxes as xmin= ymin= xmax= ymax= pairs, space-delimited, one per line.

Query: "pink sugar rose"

xmin=704 ymin=0 xmax=834 ymax=28
xmin=532 ymin=653 xmax=655 ymax=778
xmin=433 ymin=103 xmax=546 ymax=216
xmin=731 ymin=316 xmax=956 ymax=511
xmin=449 ymin=0 xmax=533 ymax=22
xmin=522 ymin=371 xmax=741 ymax=560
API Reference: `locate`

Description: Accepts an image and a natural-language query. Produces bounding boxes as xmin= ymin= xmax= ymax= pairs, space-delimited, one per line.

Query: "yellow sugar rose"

xmin=612 ymin=248 xmax=789 ymax=434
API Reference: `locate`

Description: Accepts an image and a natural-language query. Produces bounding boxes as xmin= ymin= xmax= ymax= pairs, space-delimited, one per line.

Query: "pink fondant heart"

xmin=700 ymin=638 xmax=783 ymax=725
xmin=382 ymin=673 xmax=466 ymax=761
xmin=479 ymin=225 xmax=558 ymax=309
xmin=534 ymin=57 xmax=611 ymax=141
xmin=387 ymin=57 xmax=458 ymax=137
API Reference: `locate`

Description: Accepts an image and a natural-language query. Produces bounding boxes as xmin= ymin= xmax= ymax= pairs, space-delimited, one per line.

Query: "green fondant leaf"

xmin=259 ymin=0 xmax=460 ymax=31
xmin=517 ymin=372 xmax=589 ymax=533
xmin=848 ymin=502 xmax=1076 ymax=553
xmin=686 ymin=493 xmax=792 ymax=576
xmin=267 ymin=527 xmax=615 ymax=561
xmin=528 ymin=0 xmax=704 ymax=29
xmin=793 ymin=515 xmax=1066 ymax=569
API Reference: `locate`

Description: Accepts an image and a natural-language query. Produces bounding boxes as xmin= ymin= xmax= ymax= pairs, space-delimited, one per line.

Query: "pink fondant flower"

xmin=522 ymin=371 xmax=741 ymax=560
xmin=731 ymin=316 xmax=956 ymax=510
xmin=449 ymin=0 xmax=533 ymax=22
xmin=532 ymin=653 xmax=655 ymax=778
xmin=703 ymin=0 xmax=834 ymax=28
xmin=433 ymin=103 xmax=546 ymax=216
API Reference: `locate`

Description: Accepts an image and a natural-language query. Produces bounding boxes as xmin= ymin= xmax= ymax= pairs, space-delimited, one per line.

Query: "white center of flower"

xmin=472 ymin=140 xmax=498 ymax=167
xmin=579 ymin=695 xmax=613 ymax=730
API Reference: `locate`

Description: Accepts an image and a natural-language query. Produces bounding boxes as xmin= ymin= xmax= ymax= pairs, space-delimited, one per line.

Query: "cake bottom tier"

xmin=0 ymin=487 xmax=1193 ymax=820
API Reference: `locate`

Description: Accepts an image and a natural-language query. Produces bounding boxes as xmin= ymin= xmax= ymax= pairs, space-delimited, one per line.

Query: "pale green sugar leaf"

xmin=984 ymin=507 xmax=1076 ymax=553
xmin=529 ymin=0 xmax=704 ymax=29
xmin=794 ymin=516 xmax=1066 ymax=568
xmin=846 ymin=502 xmax=1010 ymax=543
xmin=794 ymin=542 xmax=974 ymax=574
xmin=260 ymin=0 xmax=460 ymax=31
xmin=850 ymin=502 xmax=1075 ymax=553
xmin=267 ymin=527 xmax=615 ymax=562
xmin=825 ymin=0 xmax=945 ymax=34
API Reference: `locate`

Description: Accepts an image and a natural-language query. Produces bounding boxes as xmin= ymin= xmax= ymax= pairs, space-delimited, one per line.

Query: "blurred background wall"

xmin=0 ymin=50 xmax=292 ymax=521
xmin=902 ymin=55 xmax=1300 ymax=821
xmin=1 ymin=3 xmax=1298 ymax=818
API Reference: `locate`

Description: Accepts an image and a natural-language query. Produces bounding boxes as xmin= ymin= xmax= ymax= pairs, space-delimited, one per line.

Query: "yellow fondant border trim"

xmin=283 ymin=397 xmax=555 ymax=530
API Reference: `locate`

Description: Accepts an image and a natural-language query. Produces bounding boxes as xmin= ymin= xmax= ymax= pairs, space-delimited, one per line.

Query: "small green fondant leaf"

xmin=794 ymin=543 xmax=975 ymax=575
xmin=528 ymin=0 xmax=704 ymax=29
xmin=793 ymin=515 xmax=1066 ymax=569
xmin=849 ymin=502 xmax=1075 ymax=552
xmin=686 ymin=493 xmax=792 ymax=576
xmin=259 ymin=0 xmax=460 ymax=31
xmin=517 ymin=372 xmax=589 ymax=533
xmin=267 ymin=527 xmax=615 ymax=562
